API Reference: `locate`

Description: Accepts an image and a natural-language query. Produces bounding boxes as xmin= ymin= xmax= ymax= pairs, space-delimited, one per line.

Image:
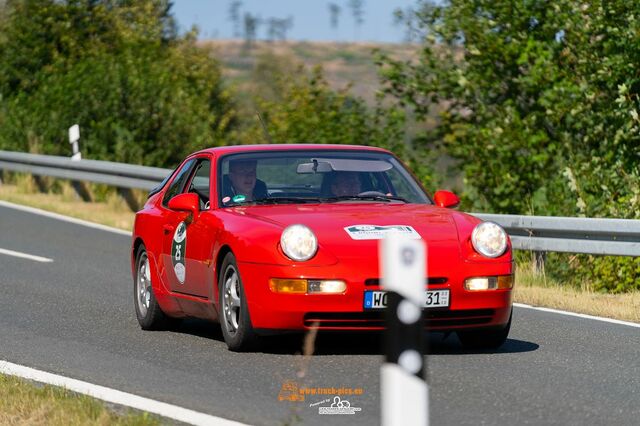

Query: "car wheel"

xmin=219 ymin=252 xmax=259 ymax=351
xmin=457 ymin=309 xmax=512 ymax=349
xmin=134 ymin=245 xmax=174 ymax=330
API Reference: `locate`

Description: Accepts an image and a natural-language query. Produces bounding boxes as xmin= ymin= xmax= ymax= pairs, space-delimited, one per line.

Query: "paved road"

xmin=1 ymin=203 xmax=639 ymax=425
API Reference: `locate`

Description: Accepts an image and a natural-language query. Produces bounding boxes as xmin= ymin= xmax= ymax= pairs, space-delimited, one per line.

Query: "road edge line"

xmin=0 ymin=200 xmax=132 ymax=236
xmin=0 ymin=247 xmax=53 ymax=263
xmin=0 ymin=360 xmax=249 ymax=426
xmin=513 ymin=302 xmax=639 ymax=328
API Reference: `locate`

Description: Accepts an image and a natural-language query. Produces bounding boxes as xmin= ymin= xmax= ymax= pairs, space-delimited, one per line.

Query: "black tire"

xmin=218 ymin=252 xmax=259 ymax=351
xmin=133 ymin=244 xmax=175 ymax=330
xmin=457 ymin=309 xmax=512 ymax=349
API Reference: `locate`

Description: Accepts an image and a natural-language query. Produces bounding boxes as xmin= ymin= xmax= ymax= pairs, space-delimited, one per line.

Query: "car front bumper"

xmin=238 ymin=260 xmax=513 ymax=332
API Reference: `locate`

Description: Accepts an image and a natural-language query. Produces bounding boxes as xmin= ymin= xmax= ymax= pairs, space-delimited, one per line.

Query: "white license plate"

xmin=363 ymin=290 xmax=450 ymax=309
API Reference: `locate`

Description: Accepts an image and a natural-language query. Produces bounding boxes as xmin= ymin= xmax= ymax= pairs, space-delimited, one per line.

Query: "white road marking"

xmin=0 ymin=200 xmax=132 ymax=236
xmin=0 ymin=247 xmax=53 ymax=263
xmin=514 ymin=303 xmax=640 ymax=328
xmin=0 ymin=360 xmax=248 ymax=426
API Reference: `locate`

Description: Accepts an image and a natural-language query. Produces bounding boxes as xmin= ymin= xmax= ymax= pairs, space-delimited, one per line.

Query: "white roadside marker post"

xmin=69 ymin=124 xmax=81 ymax=161
xmin=67 ymin=124 xmax=91 ymax=202
xmin=380 ymin=233 xmax=428 ymax=426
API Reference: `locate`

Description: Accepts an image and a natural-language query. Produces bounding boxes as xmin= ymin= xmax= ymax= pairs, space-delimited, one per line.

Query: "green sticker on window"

xmin=232 ymin=194 xmax=246 ymax=203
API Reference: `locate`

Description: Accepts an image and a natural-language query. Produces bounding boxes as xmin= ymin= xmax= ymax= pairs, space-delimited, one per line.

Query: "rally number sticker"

xmin=171 ymin=222 xmax=187 ymax=283
xmin=344 ymin=225 xmax=421 ymax=240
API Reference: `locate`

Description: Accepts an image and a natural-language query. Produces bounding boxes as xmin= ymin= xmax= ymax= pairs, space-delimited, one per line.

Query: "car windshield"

xmin=218 ymin=150 xmax=431 ymax=207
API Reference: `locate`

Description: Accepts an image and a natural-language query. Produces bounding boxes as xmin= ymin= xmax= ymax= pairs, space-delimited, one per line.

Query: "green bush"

xmin=378 ymin=0 xmax=640 ymax=291
xmin=0 ymin=0 xmax=236 ymax=167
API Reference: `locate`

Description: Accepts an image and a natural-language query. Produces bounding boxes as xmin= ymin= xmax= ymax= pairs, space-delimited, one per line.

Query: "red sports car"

xmin=131 ymin=144 xmax=513 ymax=351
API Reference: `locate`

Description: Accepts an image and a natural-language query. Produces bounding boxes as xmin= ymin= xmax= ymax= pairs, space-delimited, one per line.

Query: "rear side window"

xmin=162 ymin=159 xmax=196 ymax=207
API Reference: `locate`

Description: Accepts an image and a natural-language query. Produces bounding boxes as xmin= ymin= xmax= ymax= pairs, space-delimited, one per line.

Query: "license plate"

xmin=363 ymin=290 xmax=450 ymax=309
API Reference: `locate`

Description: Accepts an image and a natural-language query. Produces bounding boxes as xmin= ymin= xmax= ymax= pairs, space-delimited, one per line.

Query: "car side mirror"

xmin=168 ymin=193 xmax=200 ymax=218
xmin=433 ymin=190 xmax=460 ymax=208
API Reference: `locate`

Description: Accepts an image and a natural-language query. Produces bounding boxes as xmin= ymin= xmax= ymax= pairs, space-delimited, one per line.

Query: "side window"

xmin=187 ymin=160 xmax=211 ymax=210
xmin=162 ymin=159 xmax=196 ymax=207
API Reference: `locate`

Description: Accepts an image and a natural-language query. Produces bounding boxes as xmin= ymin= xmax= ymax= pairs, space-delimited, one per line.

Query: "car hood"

xmin=233 ymin=203 xmax=467 ymax=266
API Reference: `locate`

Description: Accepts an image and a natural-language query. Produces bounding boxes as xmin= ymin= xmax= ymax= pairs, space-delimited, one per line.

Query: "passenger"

xmin=330 ymin=171 xmax=361 ymax=197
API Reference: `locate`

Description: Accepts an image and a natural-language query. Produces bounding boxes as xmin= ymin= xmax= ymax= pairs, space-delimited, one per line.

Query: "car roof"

xmin=191 ymin=144 xmax=392 ymax=157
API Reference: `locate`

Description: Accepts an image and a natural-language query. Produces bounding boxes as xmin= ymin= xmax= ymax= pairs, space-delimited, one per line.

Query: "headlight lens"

xmin=280 ymin=224 xmax=318 ymax=261
xmin=471 ymin=222 xmax=508 ymax=258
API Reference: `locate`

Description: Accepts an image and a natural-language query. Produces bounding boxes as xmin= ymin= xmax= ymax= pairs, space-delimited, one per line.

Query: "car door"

xmin=161 ymin=156 xmax=217 ymax=298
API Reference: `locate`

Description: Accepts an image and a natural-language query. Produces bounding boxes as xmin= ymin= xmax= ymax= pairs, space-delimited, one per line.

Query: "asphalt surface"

xmin=0 ymin=203 xmax=639 ymax=426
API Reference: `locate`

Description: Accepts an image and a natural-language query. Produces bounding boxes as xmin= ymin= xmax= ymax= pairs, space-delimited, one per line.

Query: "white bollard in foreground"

xmin=380 ymin=234 xmax=428 ymax=426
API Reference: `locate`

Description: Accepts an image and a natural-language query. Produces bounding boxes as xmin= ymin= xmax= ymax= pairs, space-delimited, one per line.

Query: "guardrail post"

xmin=533 ymin=251 xmax=546 ymax=274
xmin=380 ymin=234 xmax=428 ymax=426
xmin=70 ymin=180 xmax=93 ymax=202
xmin=117 ymin=187 xmax=140 ymax=212
xmin=32 ymin=175 xmax=48 ymax=193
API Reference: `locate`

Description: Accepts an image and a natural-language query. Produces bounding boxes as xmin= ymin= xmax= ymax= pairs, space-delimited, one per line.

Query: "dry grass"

xmin=0 ymin=374 xmax=160 ymax=425
xmin=0 ymin=176 xmax=135 ymax=231
xmin=514 ymin=263 xmax=640 ymax=323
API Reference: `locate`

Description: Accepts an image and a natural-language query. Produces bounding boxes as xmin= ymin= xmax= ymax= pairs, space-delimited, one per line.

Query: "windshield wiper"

xmin=323 ymin=195 xmax=408 ymax=203
xmin=251 ymin=197 xmax=324 ymax=205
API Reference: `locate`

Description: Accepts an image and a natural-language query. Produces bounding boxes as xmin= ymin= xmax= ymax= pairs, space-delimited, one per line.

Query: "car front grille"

xmin=364 ymin=277 xmax=448 ymax=286
xmin=303 ymin=309 xmax=495 ymax=329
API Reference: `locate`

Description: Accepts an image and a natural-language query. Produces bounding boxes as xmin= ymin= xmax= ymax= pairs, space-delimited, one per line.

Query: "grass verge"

xmin=0 ymin=177 xmax=135 ymax=231
xmin=515 ymin=263 xmax=640 ymax=323
xmin=0 ymin=374 xmax=160 ymax=425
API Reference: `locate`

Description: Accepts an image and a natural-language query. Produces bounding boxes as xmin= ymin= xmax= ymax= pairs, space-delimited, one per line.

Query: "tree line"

xmin=228 ymin=0 xmax=367 ymax=44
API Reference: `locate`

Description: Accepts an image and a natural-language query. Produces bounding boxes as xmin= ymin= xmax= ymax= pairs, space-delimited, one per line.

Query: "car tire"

xmin=134 ymin=244 xmax=175 ymax=330
xmin=456 ymin=308 xmax=512 ymax=349
xmin=219 ymin=252 xmax=259 ymax=351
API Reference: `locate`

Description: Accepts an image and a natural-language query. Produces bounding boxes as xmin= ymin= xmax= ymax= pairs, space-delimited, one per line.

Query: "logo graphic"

xmin=401 ymin=246 xmax=416 ymax=266
xmin=318 ymin=396 xmax=362 ymax=415
xmin=277 ymin=380 xmax=305 ymax=402
xmin=171 ymin=222 xmax=187 ymax=283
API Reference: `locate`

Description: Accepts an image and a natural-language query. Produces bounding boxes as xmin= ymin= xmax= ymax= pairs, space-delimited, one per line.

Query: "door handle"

xmin=163 ymin=224 xmax=174 ymax=235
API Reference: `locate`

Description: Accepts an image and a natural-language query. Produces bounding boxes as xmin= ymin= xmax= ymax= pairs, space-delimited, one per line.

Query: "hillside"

xmin=200 ymin=40 xmax=418 ymax=104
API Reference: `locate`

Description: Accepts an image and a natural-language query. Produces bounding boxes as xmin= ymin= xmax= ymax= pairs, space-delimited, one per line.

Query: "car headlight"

xmin=280 ymin=224 xmax=318 ymax=261
xmin=471 ymin=222 xmax=508 ymax=258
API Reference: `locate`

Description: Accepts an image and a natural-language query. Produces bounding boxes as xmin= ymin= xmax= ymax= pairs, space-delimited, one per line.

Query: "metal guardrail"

xmin=0 ymin=150 xmax=170 ymax=191
xmin=474 ymin=214 xmax=640 ymax=256
xmin=2 ymin=150 xmax=640 ymax=256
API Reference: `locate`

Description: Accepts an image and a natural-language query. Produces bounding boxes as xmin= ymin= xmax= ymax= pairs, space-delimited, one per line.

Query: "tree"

xmin=347 ymin=0 xmax=364 ymax=39
xmin=266 ymin=16 xmax=293 ymax=42
xmin=393 ymin=7 xmax=418 ymax=43
xmin=228 ymin=0 xmax=242 ymax=38
xmin=347 ymin=0 xmax=364 ymax=26
xmin=0 ymin=0 xmax=236 ymax=167
xmin=377 ymin=0 xmax=640 ymax=291
xmin=328 ymin=2 xmax=341 ymax=30
xmin=242 ymin=12 xmax=260 ymax=48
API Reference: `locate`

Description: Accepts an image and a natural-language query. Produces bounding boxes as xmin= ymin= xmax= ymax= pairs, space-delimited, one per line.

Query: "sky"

xmin=171 ymin=0 xmax=419 ymax=43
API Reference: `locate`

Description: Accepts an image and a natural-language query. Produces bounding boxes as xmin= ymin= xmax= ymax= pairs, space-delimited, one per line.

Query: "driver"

xmin=330 ymin=171 xmax=361 ymax=197
xmin=224 ymin=159 xmax=267 ymax=202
